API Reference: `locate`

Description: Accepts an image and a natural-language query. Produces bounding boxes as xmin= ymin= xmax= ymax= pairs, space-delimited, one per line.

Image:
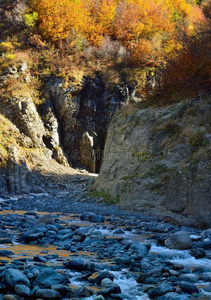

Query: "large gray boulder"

xmin=4 ymin=269 xmax=30 ymax=287
xmin=34 ymin=267 xmax=65 ymax=288
xmin=164 ymin=231 xmax=191 ymax=250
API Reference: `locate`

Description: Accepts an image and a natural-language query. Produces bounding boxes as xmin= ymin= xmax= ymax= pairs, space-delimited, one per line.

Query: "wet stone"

xmin=77 ymin=286 xmax=92 ymax=297
xmin=4 ymin=269 xmax=30 ymax=287
xmin=64 ymin=258 xmax=86 ymax=271
xmin=33 ymin=255 xmax=47 ymax=263
xmin=190 ymin=248 xmax=206 ymax=259
xmin=164 ymin=231 xmax=192 ymax=250
xmin=88 ymin=271 xmax=114 ymax=285
xmin=51 ymin=284 xmax=75 ymax=297
xmin=34 ymin=267 xmax=65 ymax=288
xmin=0 ymin=238 xmax=13 ymax=244
xmin=35 ymin=288 xmax=62 ymax=299
xmin=96 ymin=285 xmax=121 ymax=297
xmin=94 ymin=296 xmax=105 ymax=300
xmin=14 ymin=284 xmax=31 ymax=297
xmin=148 ymin=282 xmax=174 ymax=297
xmin=3 ymin=296 xmax=17 ymax=300
xmin=157 ymin=292 xmax=189 ymax=300
xmin=0 ymin=250 xmax=14 ymax=257
xmin=179 ymin=281 xmax=199 ymax=294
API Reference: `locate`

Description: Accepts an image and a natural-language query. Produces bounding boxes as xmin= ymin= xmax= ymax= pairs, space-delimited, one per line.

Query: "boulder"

xmin=36 ymin=289 xmax=62 ymax=299
xmin=88 ymin=271 xmax=114 ymax=285
xmin=129 ymin=242 xmax=149 ymax=258
xmin=14 ymin=284 xmax=31 ymax=297
xmin=4 ymin=269 xmax=30 ymax=287
xmin=35 ymin=214 xmax=53 ymax=225
xmin=164 ymin=231 xmax=191 ymax=250
xmin=179 ymin=281 xmax=199 ymax=294
xmin=64 ymin=259 xmax=86 ymax=271
xmin=34 ymin=267 xmax=65 ymax=288
xmin=148 ymin=282 xmax=173 ymax=297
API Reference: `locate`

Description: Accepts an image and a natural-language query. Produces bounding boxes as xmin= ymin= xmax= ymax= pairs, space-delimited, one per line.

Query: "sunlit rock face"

xmin=94 ymin=97 xmax=211 ymax=228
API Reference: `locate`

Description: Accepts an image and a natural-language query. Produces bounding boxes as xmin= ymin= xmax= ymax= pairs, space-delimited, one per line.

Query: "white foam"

xmin=169 ymin=257 xmax=211 ymax=270
xmin=149 ymin=244 xmax=190 ymax=258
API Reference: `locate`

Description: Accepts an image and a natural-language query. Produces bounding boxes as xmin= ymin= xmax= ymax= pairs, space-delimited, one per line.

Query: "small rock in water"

xmin=190 ymin=248 xmax=206 ymax=259
xmin=88 ymin=271 xmax=114 ymax=285
xmin=157 ymin=292 xmax=189 ymax=300
xmin=3 ymin=296 xmax=17 ymax=300
xmin=34 ymin=255 xmax=47 ymax=263
xmin=0 ymin=238 xmax=13 ymax=244
xmin=0 ymin=250 xmax=14 ymax=257
xmin=148 ymin=282 xmax=173 ymax=297
xmin=77 ymin=287 xmax=92 ymax=297
xmin=94 ymin=296 xmax=105 ymax=300
xmin=35 ymin=214 xmax=53 ymax=225
xmin=201 ymin=229 xmax=211 ymax=240
xmin=51 ymin=284 xmax=75 ymax=297
xmin=101 ymin=278 xmax=113 ymax=287
xmin=129 ymin=242 xmax=149 ymax=258
xmin=179 ymin=281 xmax=199 ymax=294
xmin=36 ymin=288 xmax=62 ymax=299
xmin=113 ymin=229 xmax=125 ymax=234
xmin=164 ymin=231 xmax=191 ymax=249
xmin=64 ymin=258 xmax=86 ymax=271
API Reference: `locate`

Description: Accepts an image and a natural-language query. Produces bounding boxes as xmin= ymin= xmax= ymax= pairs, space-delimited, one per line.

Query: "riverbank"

xmin=0 ymin=191 xmax=210 ymax=299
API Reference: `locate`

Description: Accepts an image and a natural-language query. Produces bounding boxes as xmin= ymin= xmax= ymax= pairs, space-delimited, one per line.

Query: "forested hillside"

xmin=0 ymin=0 xmax=210 ymax=100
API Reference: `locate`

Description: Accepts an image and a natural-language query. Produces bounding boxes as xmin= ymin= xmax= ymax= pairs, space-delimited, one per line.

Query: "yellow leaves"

xmin=31 ymin=0 xmax=206 ymax=68
xmin=0 ymin=41 xmax=14 ymax=51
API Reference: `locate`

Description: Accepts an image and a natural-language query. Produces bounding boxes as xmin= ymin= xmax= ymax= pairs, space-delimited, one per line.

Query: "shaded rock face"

xmin=45 ymin=75 xmax=133 ymax=173
xmin=7 ymin=147 xmax=30 ymax=195
xmin=94 ymin=97 xmax=211 ymax=228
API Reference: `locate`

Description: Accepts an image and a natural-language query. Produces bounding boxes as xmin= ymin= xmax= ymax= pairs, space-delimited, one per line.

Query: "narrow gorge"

xmin=0 ymin=0 xmax=211 ymax=299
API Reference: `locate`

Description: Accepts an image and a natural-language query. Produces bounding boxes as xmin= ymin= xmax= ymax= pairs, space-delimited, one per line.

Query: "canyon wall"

xmin=93 ymin=97 xmax=211 ymax=228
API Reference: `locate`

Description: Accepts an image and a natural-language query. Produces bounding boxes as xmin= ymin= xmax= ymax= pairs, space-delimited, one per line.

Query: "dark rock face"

xmin=45 ymin=75 xmax=133 ymax=172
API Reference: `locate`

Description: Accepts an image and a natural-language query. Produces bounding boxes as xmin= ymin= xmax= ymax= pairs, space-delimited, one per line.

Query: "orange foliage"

xmin=31 ymin=0 xmax=205 ymax=67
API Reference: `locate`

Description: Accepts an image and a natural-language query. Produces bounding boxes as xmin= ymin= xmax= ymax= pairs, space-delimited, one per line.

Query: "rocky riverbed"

xmin=0 ymin=189 xmax=210 ymax=300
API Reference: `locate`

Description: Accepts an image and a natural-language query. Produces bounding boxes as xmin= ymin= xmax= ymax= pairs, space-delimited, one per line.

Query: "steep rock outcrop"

xmin=44 ymin=75 xmax=133 ymax=172
xmin=0 ymin=114 xmax=45 ymax=195
xmin=94 ymin=97 xmax=211 ymax=227
xmin=0 ymin=62 xmax=68 ymax=166
xmin=0 ymin=64 xmax=45 ymax=147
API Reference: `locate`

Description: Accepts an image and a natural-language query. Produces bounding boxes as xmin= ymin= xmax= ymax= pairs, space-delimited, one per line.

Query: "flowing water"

xmin=0 ymin=209 xmax=210 ymax=299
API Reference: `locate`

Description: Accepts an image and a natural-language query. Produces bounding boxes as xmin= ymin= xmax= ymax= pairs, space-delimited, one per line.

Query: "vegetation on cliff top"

xmin=0 ymin=0 xmax=210 ymax=102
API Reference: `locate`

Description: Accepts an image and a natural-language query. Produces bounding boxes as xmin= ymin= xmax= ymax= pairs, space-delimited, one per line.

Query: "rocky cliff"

xmin=43 ymin=75 xmax=133 ymax=172
xmin=93 ymin=97 xmax=211 ymax=228
xmin=0 ymin=57 xmax=132 ymax=193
